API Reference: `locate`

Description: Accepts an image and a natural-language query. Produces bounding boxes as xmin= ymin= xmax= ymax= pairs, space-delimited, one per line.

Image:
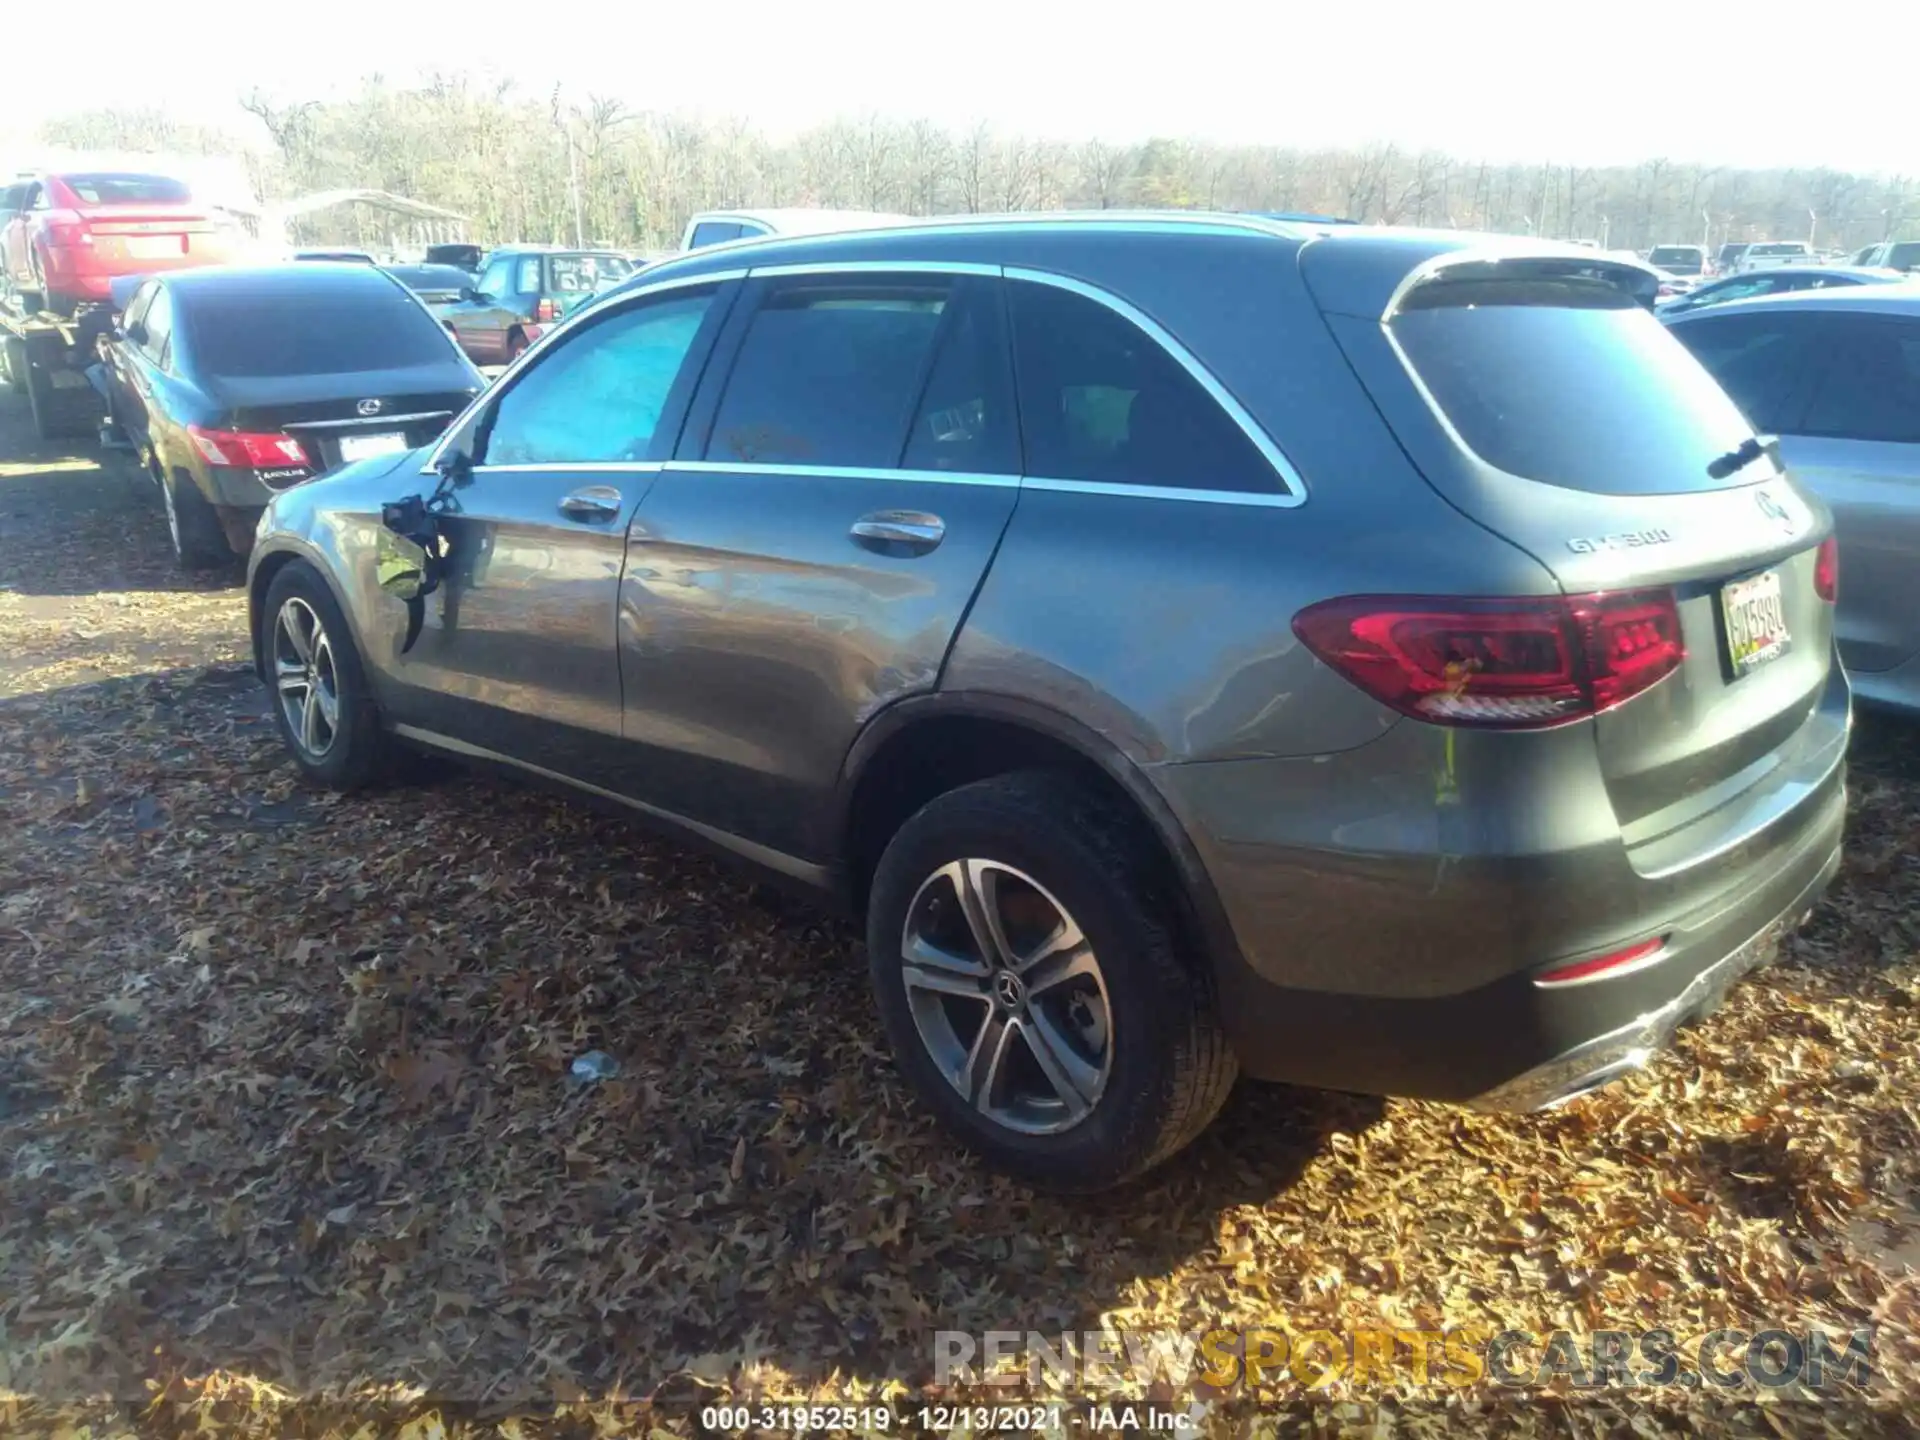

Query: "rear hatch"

xmin=1303 ymin=241 xmax=1838 ymax=850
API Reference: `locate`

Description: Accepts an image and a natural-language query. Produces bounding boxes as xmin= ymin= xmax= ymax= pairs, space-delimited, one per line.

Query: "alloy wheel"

xmin=272 ymin=596 xmax=342 ymax=761
xmin=899 ymin=859 xmax=1113 ymax=1135
xmin=161 ymin=479 xmax=182 ymax=555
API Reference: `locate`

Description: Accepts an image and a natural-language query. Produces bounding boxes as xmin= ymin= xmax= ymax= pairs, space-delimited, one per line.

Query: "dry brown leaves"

xmin=4 ymin=399 xmax=1920 ymax=1436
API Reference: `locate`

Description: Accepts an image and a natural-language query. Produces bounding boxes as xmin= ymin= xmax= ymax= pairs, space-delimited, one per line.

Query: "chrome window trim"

xmin=1022 ymin=476 xmax=1299 ymax=508
xmin=671 ymin=460 xmax=1018 ymax=489
xmin=1003 ymin=265 xmax=1307 ymax=506
xmin=419 ymin=268 xmax=750 ymax=475
xmin=745 ymin=259 xmax=1002 ymax=280
xmin=285 ymin=410 xmax=455 ymax=431
xmin=472 ymin=461 xmax=666 ymax=475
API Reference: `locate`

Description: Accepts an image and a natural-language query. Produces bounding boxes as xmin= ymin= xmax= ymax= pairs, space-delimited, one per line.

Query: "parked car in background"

xmin=1 ymin=170 xmax=238 ymax=315
xmin=1648 ymin=243 xmax=1707 ymax=277
xmin=1715 ymin=242 xmax=1751 ymax=275
xmin=1858 ymin=240 xmax=1920 ymax=274
xmin=441 ymin=246 xmax=635 ymax=363
xmin=1656 ymin=265 xmax=1901 ymax=317
xmin=103 ymin=263 xmax=481 ymax=569
xmin=1667 ymin=287 xmax=1920 ymax=715
xmin=1737 ymin=241 xmax=1815 ymax=272
xmin=248 ymin=216 xmax=1844 ymax=1190
xmin=679 ymin=208 xmax=910 ymax=250
xmin=293 ymin=248 xmax=376 ymax=263
xmin=423 ymin=242 xmax=483 ymax=273
xmin=382 ymin=262 xmax=475 ymax=325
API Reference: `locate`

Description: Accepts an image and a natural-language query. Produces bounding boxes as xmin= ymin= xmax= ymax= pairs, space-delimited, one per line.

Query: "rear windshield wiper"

xmin=1707 ymin=435 xmax=1778 ymax=481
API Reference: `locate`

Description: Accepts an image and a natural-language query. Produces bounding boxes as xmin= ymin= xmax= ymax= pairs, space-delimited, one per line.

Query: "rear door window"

xmin=1006 ymin=279 xmax=1277 ymax=493
xmin=1668 ymin=311 xmax=1827 ymax=435
xmin=704 ymin=279 xmax=952 ymax=467
xmin=688 ymin=222 xmax=744 ymax=249
xmin=1798 ymin=315 xmax=1920 ymax=444
xmin=140 ymin=287 xmax=175 ymax=365
xmin=1390 ymin=272 xmax=1758 ymax=494
xmin=482 ymin=290 xmax=716 ymax=465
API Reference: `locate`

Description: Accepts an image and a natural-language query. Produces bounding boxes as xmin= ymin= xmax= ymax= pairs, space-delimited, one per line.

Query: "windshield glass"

xmin=1391 ymin=273 xmax=1756 ymax=495
xmin=60 ymin=173 xmax=191 ymax=205
xmin=188 ymin=290 xmax=455 ymax=377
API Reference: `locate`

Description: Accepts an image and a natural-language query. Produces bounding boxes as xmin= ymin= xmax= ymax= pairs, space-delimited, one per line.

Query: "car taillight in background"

xmin=187 ymin=425 xmax=309 ymax=468
xmin=535 ymin=297 xmax=559 ymax=322
xmin=1814 ymin=536 xmax=1839 ymax=603
xmin=43 ymin=216 xmax=93 ymax=248
xmin=1292 ymin=590 xmax=1686 ymax=729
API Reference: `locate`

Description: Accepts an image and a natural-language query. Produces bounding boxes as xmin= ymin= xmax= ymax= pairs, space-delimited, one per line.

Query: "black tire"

xmin=505 ymin=328 xmax=528 ymax=360
xmin=23 ymin=354 xmax=83 ymax=440
xmin=261 ymin=561 xmax=394 ymax=791
xmin=866 ymin=770 xmax=1238 ymax=1192
xmin=161 ymin=470 xmax=233 ymax=570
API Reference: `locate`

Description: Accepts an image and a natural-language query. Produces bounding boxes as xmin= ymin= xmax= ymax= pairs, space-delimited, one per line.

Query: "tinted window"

xmin=688 ymin=221 xmax=744 ymax=249
xmin=141 ymin=288 xmax=174 ymax=363
xmin=385 ymin=264 xmax=472 ymax=293
xmin=1799 ymin=316 xmax=1920 ymax=444
xmin=121 ymin=280 xmax=157 ymax=334
xmin=1007 ymin=279 xmax=1276 ymax=493
xmin=901 ymin=282 xmax=1019 ymax=475
xmin=1648 ymin=246 xmax=1704 ymax=274
xmin=60 ymin=173 xmax=191 ymax=205
xmin=1392 ymin=274 xmax=1758 ymax=494
xmin=1887 ymin=242 xmax=1920 ymax=273
xmin=706 ymin=281 xmax=949 ymax=467
xmin=186 ymin=287 xmax=454 ymax=376
xmin=1667 ymin=311 xmax=1822 ymax=434
xmin=482 ymin=291 xmax=714 ymax=465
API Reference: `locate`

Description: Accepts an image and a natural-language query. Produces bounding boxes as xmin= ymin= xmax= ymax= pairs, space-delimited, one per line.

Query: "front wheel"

xmin=262 ymin=562 xmax=394 ymax=790
xmin=866 ymin=771 xmax=1237 ymax=1192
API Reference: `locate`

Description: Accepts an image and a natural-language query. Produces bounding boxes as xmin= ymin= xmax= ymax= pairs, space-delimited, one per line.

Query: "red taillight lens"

xmin=1814 ymin=536 xmax=1839 ymax=603
xmin=1292 ymin=590 xmax=1685 ymax=729
xmin=1535 ymin=936 xmax=1668 ymax=988
xmin=45 ymin=220 xmax=93 ymax=248
xmin=535 ymin=297 xmax=558 ymax=322
xmin=187 ymin=425 xmax=309 ymax=468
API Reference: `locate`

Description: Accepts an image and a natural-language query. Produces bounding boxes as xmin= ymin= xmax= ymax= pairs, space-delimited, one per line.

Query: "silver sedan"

xmin=1667 ymin=285 xmax=1920 ymax=715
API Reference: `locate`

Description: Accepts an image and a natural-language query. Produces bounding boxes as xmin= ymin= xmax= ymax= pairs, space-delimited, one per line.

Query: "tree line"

xmin=38 ymin=76 xmax=1919 ymax=257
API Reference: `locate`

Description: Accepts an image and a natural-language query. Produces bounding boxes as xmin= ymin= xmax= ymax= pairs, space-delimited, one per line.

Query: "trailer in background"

xmin=0 ymin=297 xmax=112 ymax=441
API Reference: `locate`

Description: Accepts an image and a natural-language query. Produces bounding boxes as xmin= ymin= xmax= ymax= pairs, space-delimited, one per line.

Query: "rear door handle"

xmin=850 ymin=510 xmax=945 ymax=554
xmin=559 ymin=485 xmax=623 ymax=522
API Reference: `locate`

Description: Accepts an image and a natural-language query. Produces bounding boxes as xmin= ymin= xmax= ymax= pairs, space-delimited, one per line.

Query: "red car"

xmin=1 ymin=171 xmax=239 ymax=316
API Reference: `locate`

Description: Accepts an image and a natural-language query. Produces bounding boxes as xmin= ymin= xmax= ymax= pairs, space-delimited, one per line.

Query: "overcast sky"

xmin=7 ymin=0 xmax=1915 ymax=175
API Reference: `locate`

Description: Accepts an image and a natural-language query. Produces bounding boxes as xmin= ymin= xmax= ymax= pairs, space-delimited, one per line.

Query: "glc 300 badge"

xmin=1567 ymin=528 xmax=1673 ymax=555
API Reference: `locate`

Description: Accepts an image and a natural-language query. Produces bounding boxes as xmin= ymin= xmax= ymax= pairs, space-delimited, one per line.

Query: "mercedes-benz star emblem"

xmin=356 ymin=398 xmax=383 ymax=417
xmin=1755 ymin=489 xmax=1796 ymax=533
xmin=993 ymin=973 xmax=1025 ymax=1009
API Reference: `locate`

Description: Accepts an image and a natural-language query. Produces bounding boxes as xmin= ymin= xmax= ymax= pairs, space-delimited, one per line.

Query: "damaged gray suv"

xmin=249 ymin=214 xmax=1848 ymax=1191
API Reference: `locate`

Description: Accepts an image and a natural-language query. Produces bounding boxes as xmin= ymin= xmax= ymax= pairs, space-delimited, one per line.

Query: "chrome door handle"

xmin=850 ymin=510 xmax=945 ymax=554
xmin=559 ymin=485 xmax=622 ymax=521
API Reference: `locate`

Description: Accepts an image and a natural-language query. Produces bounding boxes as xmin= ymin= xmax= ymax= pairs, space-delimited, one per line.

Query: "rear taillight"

xmin=1814 ymin=537 xmax=1839 ymax=603
xmin=1292 ymin=590 xmax=1686 ymax=729
xmin=187 ymin=425 xmax=309 ymax=468
xmin=535 ymin=297 xmax=559 ymax=322
xmin=45 ymin=219 xmax=93 ymax=248
xmin=1535 ymin=936 xmax=1668 ymax=988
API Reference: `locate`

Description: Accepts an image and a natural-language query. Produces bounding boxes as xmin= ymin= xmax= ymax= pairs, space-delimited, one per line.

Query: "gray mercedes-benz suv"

xmin=247 ymin=214 xmax=1848 ymax=1191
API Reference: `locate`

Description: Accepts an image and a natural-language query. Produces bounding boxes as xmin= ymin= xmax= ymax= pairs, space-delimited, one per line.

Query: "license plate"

xmin=127 ymin=235 xmax=184 ymax=258
xmin=1720 ymin=569 xmax=1790 ymax=678
xmin=339 ymin=432 xmax=408 ymax=462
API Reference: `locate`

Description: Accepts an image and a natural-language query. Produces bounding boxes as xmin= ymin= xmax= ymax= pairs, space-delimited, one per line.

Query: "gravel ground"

xmin=3 ymin=386 xmax=1920 ymax=1437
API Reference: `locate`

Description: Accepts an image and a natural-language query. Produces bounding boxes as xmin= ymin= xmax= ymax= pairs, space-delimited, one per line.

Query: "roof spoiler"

xmin=1382 ymin=249 xmax=1665 ymax=319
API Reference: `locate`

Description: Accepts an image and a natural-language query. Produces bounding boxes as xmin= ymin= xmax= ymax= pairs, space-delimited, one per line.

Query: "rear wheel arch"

xmin=836 ymin=695 xmax=1242 ymax=972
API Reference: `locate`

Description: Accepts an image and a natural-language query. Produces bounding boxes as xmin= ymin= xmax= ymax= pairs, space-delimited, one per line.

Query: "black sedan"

xmin=102 ymin=263 xmax=483 ymax=569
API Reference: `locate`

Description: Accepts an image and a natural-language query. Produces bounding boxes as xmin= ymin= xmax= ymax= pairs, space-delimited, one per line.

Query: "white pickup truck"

xmin=1735 ymin=241 xmax=1815 ymax=272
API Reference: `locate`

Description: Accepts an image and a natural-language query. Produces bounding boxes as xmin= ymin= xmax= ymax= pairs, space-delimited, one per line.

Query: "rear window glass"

xmin=60 ymin=173 xmax=190 ymax=204
xmin=1887 ymin=242 xmax=1920 ymax=271
xmin=1391 ymin=274 xmax=1758 ymax=495
xmin=549 ymin=254 xmax=630 ymax=295
xmin=385 ymin=264 xmax=472 ymax=292
xmin=1648 ymin=246 xmax=1704 ymax=272
xmin=1749 ymin=243 xmax=1809 ymax=258
xmin=187 ymin=290 xmax=453 ymax=376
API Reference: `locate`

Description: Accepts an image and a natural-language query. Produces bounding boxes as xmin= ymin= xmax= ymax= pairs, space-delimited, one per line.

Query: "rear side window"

xmin=1887 ymin=242 xmax=1920 ymax=272
xmin=187 ymin=288 xmax=453 ymax=377
xmin=706 ymin=281 xmax=950 ymax=467
xmin=1391 ymin=273 xmax=1757 ymax=494
xmin=1668 ymin=311 xmax=1825 ymax=435
xmin=687 ymin=221 xmax=743 ymax=249
xmin=483 ymin=291 xmax=714 ymax=465
xmin=516 ymin=257 xmax=541 ymax=293
xmin=901 ymin=281 xmax=1019 ymax=475
xmin=141 ymin=288 xmax=175 ymax=364
xmin=1799 ymin=316 xmax=1920 ymax=444
xmin=1007 ymin=279 xmax=1276 ymax=493
xmin=59 ymin=172 xmax=191 ymax=204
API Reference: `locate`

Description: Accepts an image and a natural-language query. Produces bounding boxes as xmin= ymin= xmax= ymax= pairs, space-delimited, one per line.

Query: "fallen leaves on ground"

xmin=3 ymin=401 xmax=1920 ymax=1436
